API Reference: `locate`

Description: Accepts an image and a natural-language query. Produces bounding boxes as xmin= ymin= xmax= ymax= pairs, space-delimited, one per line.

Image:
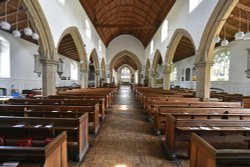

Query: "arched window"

xmin=211 ymin=49 xmax=230 ymax=81
xmin=121 ymin=67 xmax=131 ymax=82
xmin=0 ymin=35 xmax=10 ymax=78
xmin=185 ymin=68 xmax=191 ymax=81
xmin=70 ymin=62 xmax=78 ymax=80
xmin=170 ymin=65 xmax=177 ymax=81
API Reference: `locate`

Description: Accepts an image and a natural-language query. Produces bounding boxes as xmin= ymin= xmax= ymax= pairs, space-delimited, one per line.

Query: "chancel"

xmin=0 ymin=0 xmax=250 ymax=167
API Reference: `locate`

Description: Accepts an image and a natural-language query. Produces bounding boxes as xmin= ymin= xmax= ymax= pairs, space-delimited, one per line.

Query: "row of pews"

xmin=133 ymin=86 xmax=250 ymax=167
xmin=0 ymin=87 xmax=117 ymax=167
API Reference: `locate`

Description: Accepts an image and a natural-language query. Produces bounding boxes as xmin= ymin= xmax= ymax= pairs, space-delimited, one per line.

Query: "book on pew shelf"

xmin=45 ymin=125 xmax=53 ymax=128
xmin=67 ymin=111 xmax=72 ymax=112
xmin=34 ymin=125 xmax=42 ymax=128
xmin=199 ymin=126 xmax=211 ymax=130
xmin=0 ymin=162 xmax=19 ymax=167
xmin=12 ymin=124 xmax=24 ymax=128
xmin=51 ymin=110 xmax=59 ymax=112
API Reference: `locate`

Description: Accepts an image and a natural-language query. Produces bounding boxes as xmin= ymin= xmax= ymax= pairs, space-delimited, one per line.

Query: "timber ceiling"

xmin=80 ymin=0 xmax=176 ymax=47
xmin=112 ymin=55 xmax=137 ymax=71
xmin=173 ymin=36 xmax=195 ymax=63
xmin=58 ymin=34 xmax=80 ymax=62
xmin=217 ymin=0 xmax=250 ymax=46
xmin=0 ymin=0 xmax=37 ymax=44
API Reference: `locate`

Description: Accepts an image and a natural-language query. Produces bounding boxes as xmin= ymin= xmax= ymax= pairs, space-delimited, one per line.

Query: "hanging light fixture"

xmin=24 ymin=11 xmax=33 ymax=36
xmin=234 ymin=9 xmax=245 ymax=40
xmin=221 ymin=23 xmax=229 ymax=46
xmin=12 ymin=0 xmax=21 ymax=38
xmin=214 ymin=35 xmax=221 ymax=43
xmin=0 ymin=0 xmax=11 ymax=30
xmin=244 ymin=12 xmax=250 ymax=40
xmin=32 ymin=31 xmax=39 ymax=40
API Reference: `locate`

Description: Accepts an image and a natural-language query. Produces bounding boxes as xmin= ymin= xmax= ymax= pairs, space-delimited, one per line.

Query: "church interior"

xmin=1 ymin=0 xmax=250 ymax=167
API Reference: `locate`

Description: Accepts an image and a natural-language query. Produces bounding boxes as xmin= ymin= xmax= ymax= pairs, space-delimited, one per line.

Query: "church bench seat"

xmin=0 ymin=130 xmax=67 ymax=167
xmin=9 ymin=98 xmax=105 ymax=121
xmin=190 ymin=133 xmax=250 ymax=167
xmin=164 ymin=114 xmax=250 ymax=159
xmin=0 ymin=105 xmax=99 ymax=136
xmin=0 ymin=114 xmax=89 ymax=162
xmin=154 ymin=107 xmax=250 ymax=135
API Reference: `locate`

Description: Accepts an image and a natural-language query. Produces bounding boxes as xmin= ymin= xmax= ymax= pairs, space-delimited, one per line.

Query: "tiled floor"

xmin=78 ymin=86 xmax=188 ymax=167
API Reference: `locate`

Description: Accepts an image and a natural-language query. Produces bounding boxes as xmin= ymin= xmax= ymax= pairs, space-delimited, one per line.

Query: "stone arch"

xmin=164 ymin=29 xmax=196 ymax=70
xmin=23 ymin=1 xmax=57 ymax=95
xmin=162 ymin=29 xmax=196 ymax=90
xmin=197 ymin=0 xmax=238 ymax=63
xmin=110 ymin=50 xmax=142 ymax=84
xmin=144 ymin=59 xmax=151 ymax=87
xmin=89 ymin=49 xmax=100 ymax=71
xmin=152 ymin=50 xmax=163 ymax=73
xmin=195 ymin=0 xmax=238 ymax=98
xmin=57 ymin=27 xmax=88 ymax=71
xmin=23 ymin=0 xmax=55 ymax=60
xmin=117 ymin=65 xmax=134 ymax=84
xmin=151 ymin=50 xmax=163 ymax=87
xmin=100 ymin=58 xmax=106 ymax=78
xmin=110 ymin=50 xmax=142 ymax=72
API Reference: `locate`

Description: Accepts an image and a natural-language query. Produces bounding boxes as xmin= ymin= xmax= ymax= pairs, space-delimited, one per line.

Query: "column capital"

xmin=80 ymin=69 xmax=89 ymax=73
xmin=40 ymin=59 xmax=58 ymax=65
xmin=194 ymin=61 xmax=213 ymax=68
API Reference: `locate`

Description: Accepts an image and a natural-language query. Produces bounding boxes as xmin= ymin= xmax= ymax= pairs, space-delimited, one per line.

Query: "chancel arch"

xmin=117 ymin=65 xmax=134 ymax=85
xmin=109 ymin=50 xmax=142 ymax=84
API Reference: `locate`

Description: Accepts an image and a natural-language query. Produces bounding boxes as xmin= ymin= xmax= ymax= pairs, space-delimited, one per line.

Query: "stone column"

xmin=106 ymin=64 xmax=110 ymax=83
xmin=151 ymin=70 xmax=156 ymax=88
xmin=40 ymin=59 xmax=57 ymax=96
xmin=195 ymin=62 xmax=213 ymax=98
xmin=80 ymin=69 xmax=88 ymax=88
xmin=95 ymin=70 xmax=100 ymax=87
xmin=162 ymin=64 xmax=172 ymax=90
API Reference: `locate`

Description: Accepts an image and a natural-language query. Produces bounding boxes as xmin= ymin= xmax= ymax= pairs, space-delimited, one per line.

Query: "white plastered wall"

xmin=145 ymin=0 xmax=218 ymax=65
xmin=107 ymin=35 xmax=145 ymax=65
xmin=0 ymin=31 xmax=41 ymax=95
xmin=38 ymin=0 xmax=106 ymax=61
xmin=170 ymin=39 xmax=250 ymax=95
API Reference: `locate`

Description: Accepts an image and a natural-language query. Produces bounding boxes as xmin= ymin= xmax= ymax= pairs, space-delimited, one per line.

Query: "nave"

xmin=79 ymin=86 xmax=187 ymax=167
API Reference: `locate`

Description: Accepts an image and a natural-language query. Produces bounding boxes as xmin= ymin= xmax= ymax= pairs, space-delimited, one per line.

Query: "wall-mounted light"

xmin=57 ymin=58 xmax=64 ymax=78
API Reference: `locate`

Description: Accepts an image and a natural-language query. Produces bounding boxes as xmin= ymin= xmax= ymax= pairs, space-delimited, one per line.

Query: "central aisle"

xmin=80 ymin=86 xmax=182 ymax=167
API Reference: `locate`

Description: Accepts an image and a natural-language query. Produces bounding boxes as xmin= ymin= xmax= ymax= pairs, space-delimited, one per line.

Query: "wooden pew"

xmin=57 ymin=93 xmax=111 ymax=109
xmin=0 ymin=105 xmax=99 ymax=135
xmin=145 ymin=97 xmax=200 ymax=115
xmin=47 ymin=95 xmax=107 ymax=114
xmin=243 ymin=98 xmax=250 ymax=108
xmin=164 ymin=114 xmax=250 ymax=159
xmin=153 ymin=101 xmax=241 ymax=119
xmin=190 ymin=133 xmax=250 ymax=167
xmin=0 ymin=114 xmax=89 ymax=162
xmin=9 ymin=98 xmax=105 ymax=121
xmin=154 ymin=107 xmax=250 ymax=135
xmin=0 ymin=130 xmax=67 ymax=167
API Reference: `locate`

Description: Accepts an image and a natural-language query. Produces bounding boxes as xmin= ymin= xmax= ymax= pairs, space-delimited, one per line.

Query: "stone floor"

xmin=77 ymin=86 xmax=189 ymax=167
